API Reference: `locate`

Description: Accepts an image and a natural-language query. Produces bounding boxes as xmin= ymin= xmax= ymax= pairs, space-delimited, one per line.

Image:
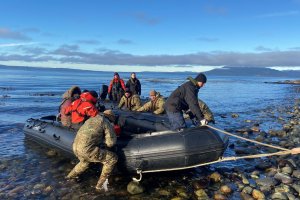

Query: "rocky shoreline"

xmin=125 ymin=99 xmax=300 ymax=200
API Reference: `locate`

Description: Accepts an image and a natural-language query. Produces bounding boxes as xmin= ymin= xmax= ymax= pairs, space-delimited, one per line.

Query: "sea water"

xmin=0 ymin=66 xmax=299 ymax=199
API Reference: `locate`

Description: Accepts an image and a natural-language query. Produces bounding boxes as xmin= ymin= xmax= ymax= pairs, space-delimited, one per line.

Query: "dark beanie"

xmin=89 ymin=90 xmax=98 ymax=98
xmin=195 ymin=73 xmax=207 ymax=83
xmin=125 ymin=87 xmax=131 ymax=93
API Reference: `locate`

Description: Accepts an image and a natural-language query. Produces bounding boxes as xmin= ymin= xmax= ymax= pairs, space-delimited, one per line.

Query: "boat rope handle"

xmin=132 ymin=169 xmax=143 ymax=182
xmin=134 ymin=125 xmax=300 ymax=175
xmin=206 ymin=125 xmax=288 ymax=151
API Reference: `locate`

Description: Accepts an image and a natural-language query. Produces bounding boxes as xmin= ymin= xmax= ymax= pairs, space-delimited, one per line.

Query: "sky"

xmin=1 ymin=0 xmax=300 ymax=72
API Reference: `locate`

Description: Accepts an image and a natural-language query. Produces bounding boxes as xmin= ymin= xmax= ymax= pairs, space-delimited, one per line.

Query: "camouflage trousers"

xmin=67 ymin=147 xmax=118 ymax=188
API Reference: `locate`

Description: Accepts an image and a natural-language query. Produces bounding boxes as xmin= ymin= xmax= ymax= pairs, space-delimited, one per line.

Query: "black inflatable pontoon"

xmin=23 ymin=111 xmax=228 ymax=173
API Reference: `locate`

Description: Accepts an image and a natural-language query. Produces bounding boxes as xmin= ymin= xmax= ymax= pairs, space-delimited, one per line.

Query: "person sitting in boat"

xmin=164 ymin=73 xmax=208 ymax=130
xmin=118 ymin=88 xmax=141 ymax=111
xmin=64 ymin=90 xmax=99 ymax=130
xmin=58 ymin=86 xmax=81 ymax=127
xmin=126 ymin=72 xmax=141 ymax=95
xmin=66 ymin=114 xmax=118 ymax=192
xmin=137 ymin=90 xmax=165 ymax=114
xmin=184 ymin=99 xmax=215 ymax=124
xmin=108 ymin=72 xmax=126 ymax=102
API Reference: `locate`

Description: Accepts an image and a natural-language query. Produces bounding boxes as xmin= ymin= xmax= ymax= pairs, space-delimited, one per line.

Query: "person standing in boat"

xmin=137 ymin=90 xmax=165 ymax=114
xmin=164 ymin=73 xmax=208 ymax=130
xmin=58 ymin=86 xmax=81 ymax=127
xmin=126 ymin=72 xmax=141 ymax=95
xmin=66 ymin=113 xmax=118 ymax=192
xmin=118 ymin=88 xmax=141 ymax=111
xmin=108 ymin=72 xmax=126 ymax=102
xmin=64 ymin=90 xmax=99 ymax=130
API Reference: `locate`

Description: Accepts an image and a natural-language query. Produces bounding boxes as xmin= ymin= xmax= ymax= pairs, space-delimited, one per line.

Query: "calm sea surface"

xmin=0 ymin=66 xmax=299 ymax=199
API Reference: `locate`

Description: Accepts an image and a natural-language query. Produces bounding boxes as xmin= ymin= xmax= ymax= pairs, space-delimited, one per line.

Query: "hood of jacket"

xmin=80 ymin=92 xmax=97 ymax=104
xmin=187 ymin=77 xmax=199 ymax=88
xmin=62 ymin=86 xmax=81 ymax=99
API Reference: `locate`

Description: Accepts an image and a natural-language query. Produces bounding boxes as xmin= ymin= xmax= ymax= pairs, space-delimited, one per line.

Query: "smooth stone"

xmin=240 ymin=192 xmax=255 ymax=200
xmin=291 ymin=183 xmax=300 ymax=194
xmin=251 ymin=126 xmax=260 ymax=132
xmin=213 ymin=193 xmax=227 ymax=200
xmin=158 ymin=189 xmax=171 ymax=196
xmin=242 ymin=186 xmax=253 ymax=194
xmin=220 ymin=185 xmax=232 ymax=194
xmin=256 ymin=177 xmax=277 ymax=188
xmin=274 ymin=173 xmax=293 ymax=184
xmin=33 ymin=183 xmax=46 ymax=190
xmin=286 ymin=193 xmax=296 ymax=200
xmin=252 ymin=189 xmax=265 ymax=199
xmin=231 ymin=113 xmax=239 ymax=118
xmin=292 ymin=170 xmax=300 ymax=179
xmin=127 ymin=181 xmax=144 ymax=195
xmin=270 ymin=192 xmax=288 ymax=200
xmin=274 ymin=185 xmax=290 ymax=193
xmin=46 ymin=149 xmax=57 ymax=157
xmin=210 ymin=172 xmax=221 ymax=183
xmin=194 ymin=189 xmax=209 ymax=199
xmin=281 ymin=166 xmax=293 ymax=175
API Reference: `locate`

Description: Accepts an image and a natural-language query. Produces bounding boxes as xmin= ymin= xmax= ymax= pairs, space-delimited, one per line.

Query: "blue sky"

xmin=0 ymin=0 xmax=300 ymax=72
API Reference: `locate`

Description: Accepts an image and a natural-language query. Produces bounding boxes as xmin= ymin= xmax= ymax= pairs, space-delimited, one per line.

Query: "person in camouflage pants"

xmin=66 ymin=114 xmax=118 ymax=191
xmin=184 ymin=99 xmax=215 ymax=123
xmin=118 ymin=88 xmax=141 ymax=111
xmin=137 ymin=90 xmax=165 ymax=114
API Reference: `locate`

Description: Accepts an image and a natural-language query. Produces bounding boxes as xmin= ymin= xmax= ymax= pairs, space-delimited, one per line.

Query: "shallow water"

xmin=0 ymin=66 xmax=299 ymax=199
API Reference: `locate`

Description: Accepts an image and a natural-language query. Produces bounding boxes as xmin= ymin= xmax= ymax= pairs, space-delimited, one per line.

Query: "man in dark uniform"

xmin=164 ymin=73 xmax=207 ymax=130
xmin=126 ymin=72 xmax=141 ymax=95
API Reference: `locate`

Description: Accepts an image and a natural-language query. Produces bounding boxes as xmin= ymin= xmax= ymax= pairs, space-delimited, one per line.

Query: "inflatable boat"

xmin=23 ymin=110 xmax=229 ymax=173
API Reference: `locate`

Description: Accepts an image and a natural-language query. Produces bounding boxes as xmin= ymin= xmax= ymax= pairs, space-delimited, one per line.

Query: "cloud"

xmin=76 ymin=39 xmax=101 ymax=45
xmin=21 ymin=47 xmax=47 ymax=54
xmin=0 ymin=28 xmax=31 ymax=41
xmin=132 ymin=12 xmax=160 ymax=25
xmin=256 ymin=10 xmax=300 ymax=18
xmin=3 ymin=46 xmax=300 ymax=68
xmin=22 ymin=28 xmax=40 ymax=33
xmin=0 ymin=42 xmax=37 ymax=47
xmin=197 ymin=37 xmax=219 ymax=43
xmin=255 ymin=46 xmax=274 ymax=52
xmin=117 ymin=39 xmax=134 ymax=45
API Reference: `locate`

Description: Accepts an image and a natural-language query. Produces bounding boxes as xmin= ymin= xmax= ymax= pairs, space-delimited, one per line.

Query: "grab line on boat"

xmin=132 ymin=125 xmax=300 ymax=178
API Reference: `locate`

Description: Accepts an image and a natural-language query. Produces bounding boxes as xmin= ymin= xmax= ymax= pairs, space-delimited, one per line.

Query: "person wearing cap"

xmin=164 ymin=73 xmax=208 ymax=130
xmin=118 ymin=87 xmax=141 ymax=111
xmin=137 ymin=90 xmax=165 ymax=114
xmin=64 ymin=90 xmax=99 ymax=130
xmin=108 ymin=72 xmax=126 ymax=102
xmin=126 ymin=72 xmax=141 ymax=95
xmin=66 ymin=113 xmax=118 ymax=192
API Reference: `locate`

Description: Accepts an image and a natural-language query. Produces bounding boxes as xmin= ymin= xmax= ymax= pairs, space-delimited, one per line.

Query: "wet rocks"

xmin=252 ymin=189 xmax=265 ymax=199
xmin=127 ymin=181 xmax=144 ymax=195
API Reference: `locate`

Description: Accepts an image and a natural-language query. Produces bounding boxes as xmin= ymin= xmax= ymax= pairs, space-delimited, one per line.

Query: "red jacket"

xmin=65 ymin=92 xmax=98 ymax=124
xmin=108 ymin=78 xmax=126 ymax=93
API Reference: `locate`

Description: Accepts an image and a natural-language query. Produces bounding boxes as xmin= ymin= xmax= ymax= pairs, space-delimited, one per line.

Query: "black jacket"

xmin=164 ymin=78 xmax=203 ymax=121
xmin=126 ymin=78 xmax=141 ymax=95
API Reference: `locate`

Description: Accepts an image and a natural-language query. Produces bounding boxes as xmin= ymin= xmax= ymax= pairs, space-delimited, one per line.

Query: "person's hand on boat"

xmin=200 ymin=119 xmax=208 ymax=126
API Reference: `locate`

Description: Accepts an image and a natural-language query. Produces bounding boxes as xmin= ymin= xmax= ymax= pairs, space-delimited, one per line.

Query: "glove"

xmin=200 ymin=119 xmax=208 ymax=126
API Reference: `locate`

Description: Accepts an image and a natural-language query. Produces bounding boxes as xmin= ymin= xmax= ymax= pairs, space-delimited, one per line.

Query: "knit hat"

xmin=195 ymin=73 xmax=207 ymax=83
xmin=114 ymin=72 xmax=119 ymax=76
xmin=125 ymin=87 xmax=131 ymax=93
xmin=103 ymin=109 xmax=116 ymax=122
xmin=149 ymin=90 xmax=157 ymax=96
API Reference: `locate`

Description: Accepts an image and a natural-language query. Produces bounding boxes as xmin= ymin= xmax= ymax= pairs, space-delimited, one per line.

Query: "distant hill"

xmin=204 ymin=66 xmax=300 ymax=77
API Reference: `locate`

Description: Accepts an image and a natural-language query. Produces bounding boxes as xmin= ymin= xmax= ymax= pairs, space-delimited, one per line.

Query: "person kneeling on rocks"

xmin=66 ymin=113 xmax=118 ymax=191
